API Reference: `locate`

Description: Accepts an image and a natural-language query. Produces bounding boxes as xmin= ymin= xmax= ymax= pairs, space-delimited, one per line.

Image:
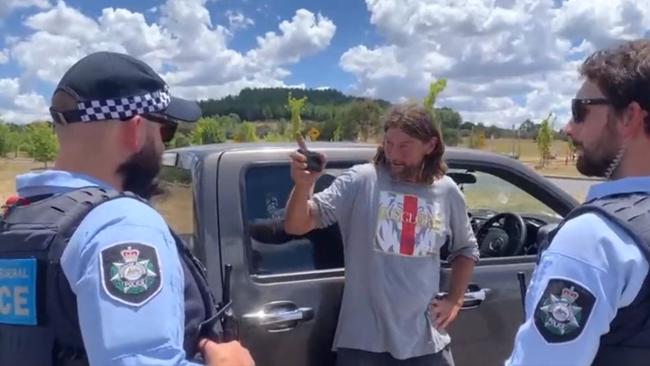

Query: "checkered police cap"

xmin=50 ymin=52 xmax=201 ymax=125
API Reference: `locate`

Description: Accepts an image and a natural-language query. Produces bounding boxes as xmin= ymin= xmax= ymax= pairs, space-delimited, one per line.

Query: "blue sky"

xmin=0 ymin=0 xmax=648 ymax=125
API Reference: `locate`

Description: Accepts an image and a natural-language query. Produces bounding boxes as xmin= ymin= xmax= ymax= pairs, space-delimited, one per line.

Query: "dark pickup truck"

xmin=155 ymin=142 xmax=579 ymax=366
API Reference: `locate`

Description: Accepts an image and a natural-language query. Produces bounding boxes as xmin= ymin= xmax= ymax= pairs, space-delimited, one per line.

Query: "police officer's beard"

xmin=575 ymin=118 xmax=624 ymax=178
xmin=116 ymin=140 xmax=163 ymax=200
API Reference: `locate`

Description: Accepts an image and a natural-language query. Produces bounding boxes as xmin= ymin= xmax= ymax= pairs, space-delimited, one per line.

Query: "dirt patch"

xmin=0 ymin=159 xmax=43 ymax=203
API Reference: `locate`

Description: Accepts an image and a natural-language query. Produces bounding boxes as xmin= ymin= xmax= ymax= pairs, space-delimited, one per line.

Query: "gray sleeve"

xmin=446 ymin=180 xmax=480 ymax=263
xmin=312 ymin=165 xmax=364 ymax=228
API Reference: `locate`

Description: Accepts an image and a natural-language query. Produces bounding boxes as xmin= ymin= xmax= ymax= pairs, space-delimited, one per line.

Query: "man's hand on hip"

xmin=430 ymin=296 xmax=462 ymax=330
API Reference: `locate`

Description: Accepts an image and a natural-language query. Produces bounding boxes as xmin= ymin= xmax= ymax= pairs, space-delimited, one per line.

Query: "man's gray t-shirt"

xmin=312 ymin=163 xmax=479 ymax=360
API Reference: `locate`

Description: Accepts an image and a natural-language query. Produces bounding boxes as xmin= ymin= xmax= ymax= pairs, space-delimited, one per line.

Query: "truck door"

xmin=217 ymin=149 xmax=372 ymax=366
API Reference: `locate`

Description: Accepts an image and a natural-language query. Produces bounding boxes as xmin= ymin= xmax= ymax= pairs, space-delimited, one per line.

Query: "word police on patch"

xmin=534 ymin=278 xmax=595 ymax=343
xmin=100 ymin=243 xmax=162 ymax=306
xmin=0 ymin=258 xmax=37 ymax=325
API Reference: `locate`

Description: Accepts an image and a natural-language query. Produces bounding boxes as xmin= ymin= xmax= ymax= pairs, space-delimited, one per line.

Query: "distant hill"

xmin=198 ymin=87 xmax=391 ymax=122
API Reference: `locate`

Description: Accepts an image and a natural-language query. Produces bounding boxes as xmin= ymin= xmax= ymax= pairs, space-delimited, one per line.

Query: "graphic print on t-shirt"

xmin=375 ymin=191 xmax=445 ymax=257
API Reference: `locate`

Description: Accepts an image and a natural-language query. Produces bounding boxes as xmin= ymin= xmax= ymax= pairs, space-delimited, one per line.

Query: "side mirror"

xmin=162 ymin=152 xmax=179 ymax=167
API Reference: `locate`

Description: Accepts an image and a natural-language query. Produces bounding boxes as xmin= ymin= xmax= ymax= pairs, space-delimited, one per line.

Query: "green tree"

xmin=468 ymin=128 xmax=486 ymax=149
xmin=7 ymin=130 xmax=24 ymax=157
xmin=442 ymin=128 xmax=461 ymax=146
xmin=0 ymin=122 xmax=10 ymax=157
xmin=320 ymin=119 xmax=339 ymax=141
xmin=192 ymin=117 xmax=226 ymax=145
xmin=262 ymin=105 xmax=273 ymax=120
xmin=423 ymin=79 xmax=447 ymax=120
xmin=287 ymin=92 xmax=308 ymax=138
xmin=347 ymin=100 xmax=383 ymax=142
xmin=26 ymin=122 xmax=58 ymax=167
xmin=519 ymin=119 xmax=539 ymax=140
xmin=337 ymin=105 xmax=359 ymax=141
xmin=536 ymin=113 xmax=555 ymax=167
xmin=171 ymin=132 xmax=191 ymax=148
xmin=437 ymin=107 xmax=461 ymax=130
xmin=234 ymin=122 xmax=259 ymax=142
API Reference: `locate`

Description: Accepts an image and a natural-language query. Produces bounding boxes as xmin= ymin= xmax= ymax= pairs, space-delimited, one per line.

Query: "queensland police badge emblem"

xmin=100 ymin=243 xmax=162 ymax=306
xmin=534 ymin=279 xmax=595 ymax=343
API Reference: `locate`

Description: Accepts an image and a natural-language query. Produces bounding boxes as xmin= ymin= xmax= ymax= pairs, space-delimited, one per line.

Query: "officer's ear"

xmin=621 ymin=102 xmax=648 ymax=137
xmin=120 ymin=115 xmax=146 ymax=153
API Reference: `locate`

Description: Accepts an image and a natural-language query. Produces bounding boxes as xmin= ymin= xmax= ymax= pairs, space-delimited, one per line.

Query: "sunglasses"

xmin=142 ymin=113 xmax=178 ymax=143
xmin=571 ymin=98 xmax=610 ymax=123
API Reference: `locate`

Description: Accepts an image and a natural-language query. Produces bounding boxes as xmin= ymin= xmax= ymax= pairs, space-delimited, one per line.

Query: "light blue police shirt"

xmin=506 ymin=177 xmax=650 ymax=366
xmin=16 ymin=170 xmax=202 ymax=366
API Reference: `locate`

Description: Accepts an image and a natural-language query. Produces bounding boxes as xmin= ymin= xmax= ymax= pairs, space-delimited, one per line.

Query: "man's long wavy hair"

xmin=373 ymin=103 xmax=447 ymax=185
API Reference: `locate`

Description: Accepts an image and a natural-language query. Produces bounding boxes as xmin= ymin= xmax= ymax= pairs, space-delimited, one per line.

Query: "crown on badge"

xmin=120 ymin=246 xmax=140 ymax=263
xmin=561 ymin=287 xmax=579 ymax=303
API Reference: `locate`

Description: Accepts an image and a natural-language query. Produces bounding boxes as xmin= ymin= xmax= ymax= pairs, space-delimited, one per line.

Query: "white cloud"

xmin=0 ymin=0 xmax=50 ymax=19
xmin=226 ymin=10 xmax=254 ymax=31
xmin=2 ymin=0 xmax=336 ymax=123
xmin=248 ymin=9 xmax=336 ymax=66
xmin=340 ymin=0 xmax=649 ymax=128
xmin=0 ymin=49 xmax=9 ymax=64
xmin=0 ymin=79 xmax=20 ymax=100
xmin=0 ymin=78 xmax=49 ymax=124
xmin=552 ymin=0 xmax=650 ymax=52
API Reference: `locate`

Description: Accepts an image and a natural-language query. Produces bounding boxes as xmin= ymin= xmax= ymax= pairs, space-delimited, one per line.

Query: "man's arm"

xmin=284 ymin=155 xmax=362 ymax=236
xmin=506 ymin=213 xmax=648 ymax=366
xmin=431 ymin=178 xmax=480 ymax=329
xmin=62 ymin=198 xmax=203 ymax=366
xmin=446 ymin=256 xmax=475 ymax=307
xmin=284 ymin=184 xmax=320 ymax=235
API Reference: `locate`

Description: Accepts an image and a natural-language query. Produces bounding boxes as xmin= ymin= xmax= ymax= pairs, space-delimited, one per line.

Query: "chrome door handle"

xmin=462 ymin=287 xmax=491 ymax=309
xmin=437 ymin=284 xmax=491 ymax=310
xmin=242 ymin=301 xmax=314 ymax=332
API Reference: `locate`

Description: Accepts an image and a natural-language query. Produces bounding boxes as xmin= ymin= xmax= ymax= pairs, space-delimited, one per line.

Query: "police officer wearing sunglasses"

xmin=507 ymin=39 xmax=650 ymax=366
xmin=0 ymin=51 xmax=254 ymax=366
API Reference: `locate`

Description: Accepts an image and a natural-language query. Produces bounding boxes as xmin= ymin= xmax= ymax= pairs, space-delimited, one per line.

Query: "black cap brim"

xmin=161 ymin=96 xmax=202 ymax=123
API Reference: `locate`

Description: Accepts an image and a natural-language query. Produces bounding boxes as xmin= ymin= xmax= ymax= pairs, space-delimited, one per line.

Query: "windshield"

xmin=450 ymin=169 xmax=560 ymax=218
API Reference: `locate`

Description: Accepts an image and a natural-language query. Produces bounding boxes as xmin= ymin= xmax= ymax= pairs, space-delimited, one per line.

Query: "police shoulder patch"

xmin=99 ymin=242 xmax=163 ymax=307
xmin=534 ymin=278 xmax=595 ymax=343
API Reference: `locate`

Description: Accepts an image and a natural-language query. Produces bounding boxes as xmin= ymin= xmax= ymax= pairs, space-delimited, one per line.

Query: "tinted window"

xmin=244 ymin=165 xmax=345 ymax=275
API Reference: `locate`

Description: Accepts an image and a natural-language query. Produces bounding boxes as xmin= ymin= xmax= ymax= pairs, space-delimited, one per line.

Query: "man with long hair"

xmin=507 ymin=39 xmax=650 ymax=365
xmin=284 ymin=103 xmax=479 ymax=365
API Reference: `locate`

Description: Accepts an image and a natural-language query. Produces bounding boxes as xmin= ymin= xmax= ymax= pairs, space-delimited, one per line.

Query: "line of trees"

xmin=0 ymin=86 xmax=571 ymax=166
xmin=0 ymin=121 xmax=58 ymax=166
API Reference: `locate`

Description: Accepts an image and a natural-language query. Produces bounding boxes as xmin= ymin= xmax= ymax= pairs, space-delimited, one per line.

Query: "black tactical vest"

xmin=540 ymin=192 xmax=650 ymax=365
xmin=0 ymin=187 xmax=218 ymax=366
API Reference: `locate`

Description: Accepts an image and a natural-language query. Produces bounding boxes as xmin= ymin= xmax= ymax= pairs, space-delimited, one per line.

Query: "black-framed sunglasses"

xmin=571 ymin=98 xmax=610 ymax=124
xmin=141 ymin=113 xmax=178 ymax=143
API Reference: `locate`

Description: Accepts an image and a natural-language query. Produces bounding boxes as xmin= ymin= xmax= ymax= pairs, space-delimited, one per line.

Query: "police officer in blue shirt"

xmin=507 ymin=39 xmax=650 ymax=366
xmin=0 ymin=52 xmax=254 ymax=366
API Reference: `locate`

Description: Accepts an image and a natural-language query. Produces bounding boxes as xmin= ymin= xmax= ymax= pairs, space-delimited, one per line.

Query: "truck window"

xmin=151 ymin=165 xmax=195 ymax=242
xmin=243 ymin=165 xmax=345 ymax=275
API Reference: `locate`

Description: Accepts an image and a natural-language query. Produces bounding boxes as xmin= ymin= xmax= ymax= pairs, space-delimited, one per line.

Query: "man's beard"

xmin=116 ymin=140 xmax=163 ymax=200
xmin=386 ymin=161 xmax=421 ymax=182
xmin=575 ymin=119 xmax=622 ymax=178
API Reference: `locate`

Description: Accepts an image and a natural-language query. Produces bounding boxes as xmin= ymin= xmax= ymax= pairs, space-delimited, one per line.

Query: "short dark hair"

xmin=373 ymin=103 xmax=447 ymax=184
xmin=580 ymin=39 xmax=650 ymax=132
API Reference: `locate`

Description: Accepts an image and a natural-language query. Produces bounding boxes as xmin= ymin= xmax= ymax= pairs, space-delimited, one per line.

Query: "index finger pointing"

xmin=295 ymin=133 xmax=308 ymax=151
